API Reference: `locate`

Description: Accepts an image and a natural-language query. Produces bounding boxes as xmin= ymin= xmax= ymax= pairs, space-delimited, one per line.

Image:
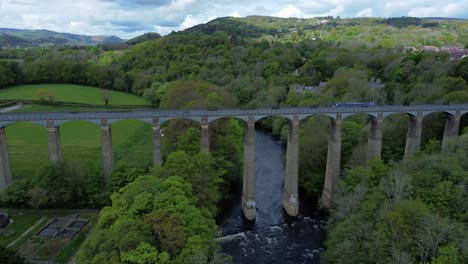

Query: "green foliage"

xmin=156 ymin=151 xmax=223 ymax=215
xmin=444 ymin=90 xmax=468 ymax=103
xmin=174 ymin=128 xmax=201 ymax=155
xmin=79 ymin=175 xmax=217 ymax=264
xmin=107 ymin=162 xmax=145 ymax=193
xmin=430 ymin=245 xmax=460 ymax=264
xmin=159 ymin=80 xmax=235 ymax=110
xmin=0 ymin=245 xmax=28 ymax=264
xmin=324 ymin=134 xmax=468 ymax=263
xmin=343 ymin=159 xmax=389 ymax=190
xmin=382 ymin=17 xmax=422 ymax=28
xmin=0 ymin=160 xmax=107 ymax=208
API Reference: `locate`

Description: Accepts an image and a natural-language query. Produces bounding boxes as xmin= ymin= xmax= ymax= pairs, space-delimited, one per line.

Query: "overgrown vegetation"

xmin=323 ymin=133 xmax=468 ymax=263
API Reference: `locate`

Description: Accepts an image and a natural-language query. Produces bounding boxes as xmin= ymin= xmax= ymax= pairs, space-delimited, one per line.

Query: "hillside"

xmin=0 ymin=28 xmax=124 ymax=48
xmin=181 ymin=16 xmax=467 ymax=47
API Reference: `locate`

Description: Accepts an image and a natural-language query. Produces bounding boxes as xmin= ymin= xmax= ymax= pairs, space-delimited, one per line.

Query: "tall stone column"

xmin=242 ymin=115 xmax=256 ymax=220
xmin=442 ymin=111 xmax=461 ymax=151
xmin=101 ymin=119 xmax=113 ymax=180
xmin=201 ymin=116 xmax=210 ymax=153
xmin=47 ymin=120 xmax=63 ymax=161
xmin=0 ymin=127 xmax=12 ymax=189
xmin=322 ymin=114 xmax=342 ymax=209
xmin=404 ymin=112 xmax=423 ymax=159
xmin=152 ymin=118 xmax=162 ymax=166
xmin=283 ymin=114 xmax=300 ymax=216
xmin=366 ymin=113 xmax=384 ymax=162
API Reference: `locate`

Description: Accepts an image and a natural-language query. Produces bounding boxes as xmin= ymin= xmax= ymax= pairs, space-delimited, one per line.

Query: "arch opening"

xmin=421 ymin=111 xmax=449 ymax=153
xmin=382 ymin=113 xmax=410 ymax=163
xmin=161 ymin=118 xmax=201 ymax=161
xmin=111 ymin=119 xmax=153 ymax=169
xmin=296 ymin=115 xmax=332 ymax=197
xmin=59 ymin=120 xmax=102 ymax=168
xmin=341 ymin=113 xmax=372 ymax=168
xmin=4 ymin=121 xmax=48 ymax=179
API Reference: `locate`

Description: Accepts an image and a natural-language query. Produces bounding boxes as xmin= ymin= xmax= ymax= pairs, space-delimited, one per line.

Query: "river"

xmin=217 ymin=129 xmax=327 ymax=264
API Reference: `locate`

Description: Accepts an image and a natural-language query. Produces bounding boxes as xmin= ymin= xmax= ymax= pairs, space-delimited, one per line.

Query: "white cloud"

xmin=0 ymin=0 xmax=466 ymax=38
xmin=275 ymin=4 xmax=303 ymax=18
xmin=408 ymin=2 xmax=468 ymax=18
xmin=180 ymin=15 xmax=198 ymax=29
xmin=160 ymin=0 xmax=195 ymax=12
xmin=230 ymin=11 xmax=241 ymax=17
xmin=356 ymin=8 xmax=373 ymax=17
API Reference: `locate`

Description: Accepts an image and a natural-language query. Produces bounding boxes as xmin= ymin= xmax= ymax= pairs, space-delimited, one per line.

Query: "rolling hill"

xmin=0 ymin=28 xmax=124 ymax=48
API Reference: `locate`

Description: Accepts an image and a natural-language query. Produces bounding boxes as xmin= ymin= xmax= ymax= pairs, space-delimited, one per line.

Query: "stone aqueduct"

xmin=0 ymin=104 xmax=467 ymax=220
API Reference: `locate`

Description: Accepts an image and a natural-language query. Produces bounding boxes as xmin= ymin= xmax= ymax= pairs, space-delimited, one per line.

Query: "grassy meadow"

xmin=2 ymin=84 xmax=154 ymax=178
xmin=0 ymin=84 xmax=149 ymax=105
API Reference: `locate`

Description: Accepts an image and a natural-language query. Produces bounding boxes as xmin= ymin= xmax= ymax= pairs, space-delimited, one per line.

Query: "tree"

xmin=79 ymin=176 xmax=218 ymax=264
xmin=157 ymin=151 xmax=223 ymax=215
xmin=36 ymin=89 xmax=56 ymax=104
xmin=120 ymin=242 xmax=169 ymax=264
xmin=417 ymin=215 xmax=454 ymax=263
xmin=101 ymin=90 xmax=112 ymax=106
xmin=430 ymin=245 xmax=460 ymax=264
xmin=382 ymin=169 xmax=412 ymax=204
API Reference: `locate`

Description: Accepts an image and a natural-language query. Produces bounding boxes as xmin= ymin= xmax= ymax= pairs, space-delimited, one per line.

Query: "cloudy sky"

xmin=0 ymin=0 xmax=467 ymax=38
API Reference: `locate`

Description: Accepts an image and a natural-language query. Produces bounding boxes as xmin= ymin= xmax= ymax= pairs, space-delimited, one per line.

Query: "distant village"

xmin=404 ymin=45 xmax=468 ymax=59
xmin=292 ymin=79 xmax=385 ymax=94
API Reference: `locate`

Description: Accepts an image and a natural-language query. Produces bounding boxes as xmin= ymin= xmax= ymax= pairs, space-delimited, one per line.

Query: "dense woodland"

xmin=0 ymin=16 xmax=467 ymax=263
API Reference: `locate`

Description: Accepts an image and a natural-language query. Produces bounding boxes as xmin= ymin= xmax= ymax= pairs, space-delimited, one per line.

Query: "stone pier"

xmin=283 ymin=114 xmax=300 ymax=216
xmin=366 ymin=113 xmax=384 ymax=162
xmin=47 ymin=120 xmax=63 ymax=161
xmin=201 ymin=116 xmax=210 ymax=153
xmin=242 ymin=115 xmax=256 ymax=220
xmin=442 ymin=111 xmax=460 ymax=151
xmin=0 ymin=127 xmax=12 ymax=189
xmin=322 ymin=114 xmax=342 ymax=209
xmin=404 ymin=112 xmax=423 ymax=159
xmin=152 ymin=118 xmax=162 ymax=166
xmin=101 ymin=119 xmax=113 ymax=180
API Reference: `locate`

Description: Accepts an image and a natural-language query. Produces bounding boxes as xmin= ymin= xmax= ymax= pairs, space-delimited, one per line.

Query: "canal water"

xmin=217 ymin=130 xmax=327 ymax=264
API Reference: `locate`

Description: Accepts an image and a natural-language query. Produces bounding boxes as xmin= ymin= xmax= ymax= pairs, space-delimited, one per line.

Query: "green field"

xmin=0 ymin=84 xmax=149 ymax=105
xmin=7 ymin=119 xmax=153 ymax=178
xmin=1 ymin=85 xmax=154 ymax=178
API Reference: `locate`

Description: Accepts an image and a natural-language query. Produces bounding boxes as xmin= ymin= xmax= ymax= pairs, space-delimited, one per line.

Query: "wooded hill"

xmin=0 ymin=28 xmax=123 ymax=48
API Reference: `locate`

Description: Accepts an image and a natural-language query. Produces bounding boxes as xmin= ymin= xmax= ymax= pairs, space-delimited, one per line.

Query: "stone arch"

xmin=298 ymin=113 xmax=338 ymax=123
xmin=56 ymin=119 xmax=101 ymax=127
xmin=159 ymin=116 xmax=201 ymax=126
xmin=421 ymin=110 xmax=457 ymax=118
xmin=208 ymin=115 xmax=248 ymax=124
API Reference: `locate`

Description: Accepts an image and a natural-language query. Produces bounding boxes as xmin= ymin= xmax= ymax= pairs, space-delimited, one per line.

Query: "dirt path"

xmin=7 ymin=216 xmax=47 ymax=248
xmin=0 ymin=103 xmax=22 ymax=113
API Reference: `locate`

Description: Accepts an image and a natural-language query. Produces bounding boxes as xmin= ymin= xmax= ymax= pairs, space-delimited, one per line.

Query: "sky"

xmin=0 ymin=0 xmax=467 ymax=39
